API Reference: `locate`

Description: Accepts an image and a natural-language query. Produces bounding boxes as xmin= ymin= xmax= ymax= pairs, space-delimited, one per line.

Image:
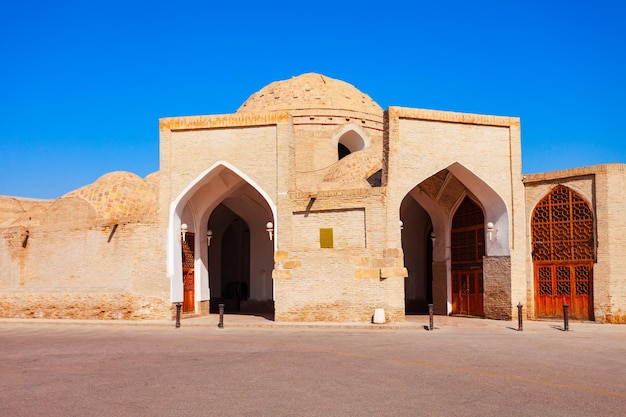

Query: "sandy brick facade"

xmin=1 ymin=73 xmax=624 ymax=323
xmin=0 ymin=173 xmax=170 ymax=320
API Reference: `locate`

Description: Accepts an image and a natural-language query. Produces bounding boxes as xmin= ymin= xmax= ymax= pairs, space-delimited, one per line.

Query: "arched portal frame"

xmin=399 ymin=162 xmax=510 ymax=315
xmin=167 ymin=161 xmax=277 ymax=308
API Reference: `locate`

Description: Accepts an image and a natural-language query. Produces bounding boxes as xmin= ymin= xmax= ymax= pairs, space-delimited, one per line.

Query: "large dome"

xmin=237 ymin=73 xmax=382 ymax=115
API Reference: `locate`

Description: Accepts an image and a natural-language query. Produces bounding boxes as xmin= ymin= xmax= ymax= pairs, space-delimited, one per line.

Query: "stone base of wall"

xmin=596 ymin=311 xmax=626 ymax=324
xmin=198 ymin=300 xmax=209 ymax=315
xmin=483 ymin=256 xmax=512 ymax=320
xmin=276 ymin=304 xmax=405 ymax=323
xmin=0 ymin=293 xmax=171 ymax=320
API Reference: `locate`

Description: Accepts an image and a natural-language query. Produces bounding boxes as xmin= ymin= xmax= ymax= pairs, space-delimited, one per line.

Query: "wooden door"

xmin=181 ymin=233 xmax=195 ymax=313
xmin=451 ymin=198 xmax=485 ymax=317
xmin=452 ymin=270 xmax=484 ymax=316
xmin=535 ymin=263 xmax=592 ymax=320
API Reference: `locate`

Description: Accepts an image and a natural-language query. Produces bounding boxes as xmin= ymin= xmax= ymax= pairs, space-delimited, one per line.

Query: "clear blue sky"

xmin=1 ymin=0 xmax=624 ymax=199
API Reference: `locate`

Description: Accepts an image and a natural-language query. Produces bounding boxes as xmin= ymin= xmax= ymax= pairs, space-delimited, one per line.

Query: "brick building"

xmin=1 ymin=73 xmax=624 ymax=323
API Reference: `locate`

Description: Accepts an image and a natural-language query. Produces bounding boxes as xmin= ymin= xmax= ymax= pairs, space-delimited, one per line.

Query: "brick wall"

xmin=0 ymin=222 xmax=169 ymax=320
xmin=483 ymin=256 xmax=512 ymax=319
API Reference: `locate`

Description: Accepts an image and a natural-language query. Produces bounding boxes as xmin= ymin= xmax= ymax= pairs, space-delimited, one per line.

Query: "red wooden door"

xmin=452 ymin=270 xmax=484 ymax=316
xmin=181 ymin=233 xmax=195 ymax=313
xmin=183 ymin=269 xmax=194 ymax=313
xmin=535 ymin=263 xmax=592 ymax=320
xmin=451 ymin=198 xmax=485 ymax=317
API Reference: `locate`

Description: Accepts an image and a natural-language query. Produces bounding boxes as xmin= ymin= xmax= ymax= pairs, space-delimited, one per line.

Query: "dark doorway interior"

xmin=401 ymin=197 xmax=434 ymax=314
xmin=208 ymin=206 xmax=251 ymax=313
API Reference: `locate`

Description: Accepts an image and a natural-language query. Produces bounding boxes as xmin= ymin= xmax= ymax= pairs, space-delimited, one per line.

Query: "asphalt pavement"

xmin=1 ymin=315 xmax=624 ymax=416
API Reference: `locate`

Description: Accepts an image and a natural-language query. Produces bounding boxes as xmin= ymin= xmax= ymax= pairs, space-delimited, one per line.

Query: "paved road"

xmin=1 ymin=318 xmax=625 ymax=416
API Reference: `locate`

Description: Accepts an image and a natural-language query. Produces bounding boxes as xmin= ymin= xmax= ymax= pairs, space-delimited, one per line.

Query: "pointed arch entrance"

xmin=531 ymin=185 xmax=594 ymax=320
xmin=400 ymin=163 xmax=509 ymax=318
xmin=168 ymin=162 xmax=276 ymax=317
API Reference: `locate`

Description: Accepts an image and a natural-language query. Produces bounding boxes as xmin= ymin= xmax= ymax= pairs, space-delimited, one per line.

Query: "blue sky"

xmin=1 ymin=1 xmax=624 ymax=199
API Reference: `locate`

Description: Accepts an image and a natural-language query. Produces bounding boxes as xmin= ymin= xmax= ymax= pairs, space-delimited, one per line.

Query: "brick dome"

xmin=63 ymin=171 xmax=158 ymax=224
xmin=237 ymin=73 xmax=382 ymax=115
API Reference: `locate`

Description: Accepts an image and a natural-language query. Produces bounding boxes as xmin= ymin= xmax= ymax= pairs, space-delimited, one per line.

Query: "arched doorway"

xmin=169 ymin=162 xmax=276 ymax=317
xmin=451 ymin=197 xmax=485 ymax=317
xmin=401 ymin=164 xmax=509 ymax=318
xmin=531 ymin=185 xmax=594 ymax=320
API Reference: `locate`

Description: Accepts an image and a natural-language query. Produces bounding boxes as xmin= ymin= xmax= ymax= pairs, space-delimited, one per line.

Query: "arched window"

xmin=531 ymin=185 xmax=594 ymax=262
xmin=337 ymin=130 xmax=365 ymax=160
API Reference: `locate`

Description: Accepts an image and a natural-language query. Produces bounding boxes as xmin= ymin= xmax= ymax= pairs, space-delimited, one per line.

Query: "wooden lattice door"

xmin=532 ymin=186 xmax=594 ymax=320
xmin=451 ymin=197 xmax=485 ymax=317
xmin=182 ymin=233 xmax=195 ymax=313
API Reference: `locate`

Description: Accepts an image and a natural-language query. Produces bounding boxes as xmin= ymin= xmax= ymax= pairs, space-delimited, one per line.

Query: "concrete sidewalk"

xmin=1 ymin=313 xmax=621 ymax=334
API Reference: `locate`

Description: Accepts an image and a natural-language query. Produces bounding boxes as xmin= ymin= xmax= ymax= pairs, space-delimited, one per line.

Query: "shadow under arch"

xmin=167 ymin=161 xmax=277 ymax=316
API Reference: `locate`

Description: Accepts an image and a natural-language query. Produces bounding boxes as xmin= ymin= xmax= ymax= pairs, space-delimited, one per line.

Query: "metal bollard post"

xmin=428 ymin=303 xmax=434 ymax=331
xmin=517 ymin=302 xmax=523 ymax=331
xmin=563 ymin=302 xmax=569 ymax=331
xmin=218 ymin=303 xmax=225 ymax=329
xmin=175 ymin=303 xmax=182 ymax=328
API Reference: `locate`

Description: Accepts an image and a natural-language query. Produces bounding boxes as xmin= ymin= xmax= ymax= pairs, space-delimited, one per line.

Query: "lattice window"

xmin=575 ymin=265 xmax=591 ymax=295
xmin=182 ymin=233 xmax=195 ymax=269
xmin=452 ymin=197 xmax=485 ymax=229
xmin=538 ymin=267 xmax=552 ymax=295
xmin=451 ymin=197 xmax=484 ymax=270
xmin=555 ymin=266 xmax=570 ymax=295
xmin=531 ymin=186 xmax=594 ymax=262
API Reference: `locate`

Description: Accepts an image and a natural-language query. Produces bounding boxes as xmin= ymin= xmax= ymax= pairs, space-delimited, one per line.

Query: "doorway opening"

xmin=450 ymin=197 xmax=485 ymax=317
xmin=207 ymin=201 xmax=274 ymax=316
xmin=401 ymin=195 xmax=434 ymax=314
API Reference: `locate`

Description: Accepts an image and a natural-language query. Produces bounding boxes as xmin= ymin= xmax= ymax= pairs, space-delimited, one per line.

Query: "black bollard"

xmin=218 ymin=303 xmax=225 ymax=329
xmin=563 ymin=302 xmax=569 ymax=331
xmin=517 ymin=302 xmax=523 ymax=331
xmin=175 ymin=303 xmax=182 ymax=328
xmin=428 ymin=303 xmax=434 ymax=331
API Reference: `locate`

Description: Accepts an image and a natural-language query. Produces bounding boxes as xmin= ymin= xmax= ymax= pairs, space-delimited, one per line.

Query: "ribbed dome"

xmin=237 ymin=73 xmax=382 ymax=115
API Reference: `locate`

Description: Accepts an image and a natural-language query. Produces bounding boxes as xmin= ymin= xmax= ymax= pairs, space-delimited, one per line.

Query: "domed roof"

xmin=237 ymin=73 xmax=382 ymax=115
xmin=62 ymin=171 xmax=158 ymax=224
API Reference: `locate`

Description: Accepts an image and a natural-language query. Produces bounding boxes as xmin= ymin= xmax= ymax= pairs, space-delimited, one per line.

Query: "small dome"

xmin=63 ymin=171 xmax=158 ymax=224
xmin=237 ymin=73 xmax=382 ymax=115
xmin=323 ymin=150 xmax=382 ymax=183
